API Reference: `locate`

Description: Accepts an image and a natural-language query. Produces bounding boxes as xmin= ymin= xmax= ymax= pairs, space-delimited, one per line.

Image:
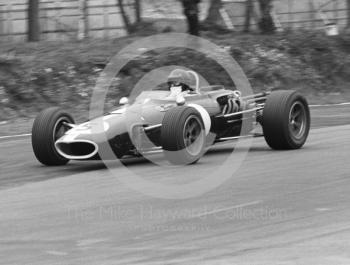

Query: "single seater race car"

xmin=32 ymin=69 xmax=311 ymax=166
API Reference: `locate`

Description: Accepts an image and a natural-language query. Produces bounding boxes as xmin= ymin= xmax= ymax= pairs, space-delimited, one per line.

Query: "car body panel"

xmin=54 ymin=87 xmax=253 ymax=160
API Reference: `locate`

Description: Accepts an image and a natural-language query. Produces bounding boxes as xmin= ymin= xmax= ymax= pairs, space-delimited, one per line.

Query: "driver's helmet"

xmin=167 ymin=69 xmax=195 ymax=91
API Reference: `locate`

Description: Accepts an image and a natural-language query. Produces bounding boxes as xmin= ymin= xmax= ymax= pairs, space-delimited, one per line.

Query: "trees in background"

xmin=244 ymin=0 xmax=254 ymax=32
xmin=117 ymin=0 xmax=276 ymax=36
xmin=257 ymin=0 xmax=275 ymax=33
xmin=205 ymin=0 xmax=275 ymax=34
xmin=135 ymin=0 xmax=141 ymax=23
xmin=204 ymin=0 xmax=222 ymax=27
xmin=243 ymin=0 xmax=276 ymax=34
xmin=181 ymin=0 xmax=201 ymax=35
xmin=203 ymin=0 xmax=235 ymax=33
xmin=118 ymin=0 xmax=131 ymax=33
xmin=28 ymin=0 xmax=40 ymax=41
xmin=347 ymin=0 xmax=350 ymax=27
xmin=117 ymin=0 xmax=142 ymax=34
xmin=78 ymin=0 xmax=88 ymax=39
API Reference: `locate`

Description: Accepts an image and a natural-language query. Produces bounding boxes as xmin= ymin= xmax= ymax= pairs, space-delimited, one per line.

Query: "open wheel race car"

xmin=32 ymin=69 xmax=311 ymax=166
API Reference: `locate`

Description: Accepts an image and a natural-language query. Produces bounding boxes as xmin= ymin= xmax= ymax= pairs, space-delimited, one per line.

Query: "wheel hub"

xmin=183 ymin=115 xmax=204 ymax=156
xmin=289 ymin=102 xmax=307 ymax=139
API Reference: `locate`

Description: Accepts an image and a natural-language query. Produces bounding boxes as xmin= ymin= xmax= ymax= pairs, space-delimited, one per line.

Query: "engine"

xmin=217 ymin=94 xmax=242 ymax=115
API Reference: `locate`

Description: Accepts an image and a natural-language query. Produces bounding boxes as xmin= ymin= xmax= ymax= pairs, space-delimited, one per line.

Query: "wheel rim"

xmin=288 ymin=102 xmax=307 ymax=140
xmin=182 ymin=115 xmax=204 ymax=156
xmin=53 ymin=117 xmax=71 ymax=142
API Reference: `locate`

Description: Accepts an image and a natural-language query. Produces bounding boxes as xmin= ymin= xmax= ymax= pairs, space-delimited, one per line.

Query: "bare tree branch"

xmin=347 ymin=0 xmax=350 ymax=27
xmin=257 ymin=0 xmax=275 ymax=33
xmin=204 ymin=0 xmax=222 ymax=26
xmin=28 ymin=0 xmax=40 ymax=42
xmin=244 ymin=0 xmax=254 ymax=32
xmin=135 ymin=0 xmax=141 ymax=23
xmin=117 ymin=0 xmax=132 ymax=33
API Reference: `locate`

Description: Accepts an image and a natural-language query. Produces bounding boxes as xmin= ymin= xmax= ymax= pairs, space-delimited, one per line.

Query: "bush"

xmin=0 ymin=30 xmax=349 ymax=121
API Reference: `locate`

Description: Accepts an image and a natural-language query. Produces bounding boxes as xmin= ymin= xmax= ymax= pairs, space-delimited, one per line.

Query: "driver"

xmin=166 ymin=69 xmax=195 ymax=99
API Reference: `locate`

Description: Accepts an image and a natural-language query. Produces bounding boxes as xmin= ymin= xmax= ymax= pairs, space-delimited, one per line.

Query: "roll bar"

xmin=187 ymin=70 xmax=200 ymax=93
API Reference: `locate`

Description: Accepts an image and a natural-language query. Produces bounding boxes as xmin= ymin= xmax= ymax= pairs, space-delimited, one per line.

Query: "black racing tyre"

xmin=32 ymin=107 xmax=75 ymax=166
xmin=262 ymin=90 xmax=310 ymax=150
xmin=162 ymin=106 xmax=206 ymax=165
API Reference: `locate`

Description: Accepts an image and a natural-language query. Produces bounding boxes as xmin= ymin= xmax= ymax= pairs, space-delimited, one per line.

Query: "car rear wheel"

xmin=32 ymin=107 xmax=75 ymax=166
xmin=262 ymin=90 xmax=310 ymax=150
xmin=162 ymin=106 xmax=206 ymax=165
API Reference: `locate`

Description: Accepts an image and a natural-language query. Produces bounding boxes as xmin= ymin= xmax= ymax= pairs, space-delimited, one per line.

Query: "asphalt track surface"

xmin=0 ymin=105 xmax=349 ymax=265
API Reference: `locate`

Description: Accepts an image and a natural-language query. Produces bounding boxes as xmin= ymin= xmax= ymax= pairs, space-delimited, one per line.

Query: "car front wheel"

xmin=161 ymin=106 xmax=206 ymax=165
xmin=32 ymin=107 xmax=75 ymax=166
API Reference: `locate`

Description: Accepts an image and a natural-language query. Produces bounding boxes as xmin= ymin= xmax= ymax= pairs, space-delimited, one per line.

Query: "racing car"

xmin=32 ymin=69 xmax=311 ymax=166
